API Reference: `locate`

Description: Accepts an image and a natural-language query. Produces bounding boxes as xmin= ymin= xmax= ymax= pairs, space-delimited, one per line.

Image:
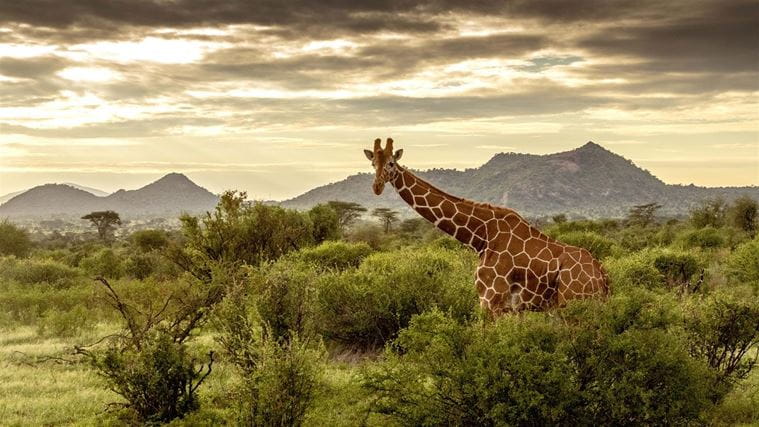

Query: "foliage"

xmin=652 ymin=250 xmax=704 ymax=292
xmin=626 ymin=202 xmax=661 ymax=227
xmin=0 ymin=256 xmax=81 ymax=287
xmin=0 ymin=220 xmax=32 ymax=257
xmin=315 ymin=247 xmax=477 ymax=348
xmin=308 ymin=204 xmax=341 ymax=244
xmin=604 ymin=252 xmax=665 ymax=291
xmin=36 ymin=305 xmax=95 ymax=337
xmin=80 ymin=248 xmax=124 ymax=279
xmin=81 ymin=210 xmax=121 ymax=241
xmin=681 ymin=226 xmax=726 ymax=249
xmin=551 ymin=230 xmax=616 ymax=260
xmin=88 ymin=331 xmax=212 ymax=423
xmin=293 ymin=241 xmax=373 ymax=271
xmin=552 ymin=213 xmax=567 ymax=223
xmin=371 ymin=207 xmax=400 ymax=233
xmin=690 ymin=197 xmax=728 ymax=228
xmin=214 ymin=289 xmax=323 ymax=426
xmin=683 ymin=294 xmax=759 ymax=398
xmin=327 ymin=200 xmax=367 ymax=231
xmin=365 ymin=293 xmax=715 ymax=426
xmin=730 ymin=196 xmax=758 ymax=236
xmin=172 ymin=191 xmax=315 ymax=281
xmin=344 ymin=223 xmax=385 ymax=250
xmin=726 ymin=238 xmax=759 ymax=284
xmin=130 ymin=229 xmax=169 ymax=252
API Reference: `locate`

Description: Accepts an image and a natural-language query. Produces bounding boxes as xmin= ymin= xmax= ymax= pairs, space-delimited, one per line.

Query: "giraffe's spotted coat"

xmin=367 ymin=138 xmax=609 ymax=317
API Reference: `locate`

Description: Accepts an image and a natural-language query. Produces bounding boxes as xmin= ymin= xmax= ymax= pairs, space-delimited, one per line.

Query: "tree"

xmin=308 ymin=204 xmax=340 ymax=243
xmin=730 ymin=196 xmax=758 ymax=236
xmin=552 ymin=214 xmax=568 ymax=224
xmin=82 ymin=210 xmax=121 ymax=241
xmin=327 ymin=201 xmax=367 ymax=231
xmin=130 ymin=229 xmax=169 ymax=252
xmin=690 ymin=197 xmax=727 ymax=228
xmin=372 ymin=208 xmax=400 ymax=233
xmin=626 ymin=203 xmax=661 ymax=228
xmin=0 ymin=220 xmax=32 ymax=257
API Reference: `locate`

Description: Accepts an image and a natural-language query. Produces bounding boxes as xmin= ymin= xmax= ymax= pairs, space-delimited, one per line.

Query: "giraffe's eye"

xmin=388 ymin=162 xmax=394 ymax=167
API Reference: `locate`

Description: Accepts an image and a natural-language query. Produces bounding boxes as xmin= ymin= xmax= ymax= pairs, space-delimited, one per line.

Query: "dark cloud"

xmin=0 ymin=56 xmax=67 ymax=78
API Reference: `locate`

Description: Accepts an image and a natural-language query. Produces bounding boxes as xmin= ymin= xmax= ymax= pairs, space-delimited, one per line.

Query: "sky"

xmin=0 ymin=0 xmax=757 ymax=200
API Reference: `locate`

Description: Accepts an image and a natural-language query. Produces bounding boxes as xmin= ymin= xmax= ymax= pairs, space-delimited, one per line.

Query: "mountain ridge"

xmin=0 ymin=173 xmax=219 ymax=218
xmin=281 ymin=141 xmax=758 ymax=218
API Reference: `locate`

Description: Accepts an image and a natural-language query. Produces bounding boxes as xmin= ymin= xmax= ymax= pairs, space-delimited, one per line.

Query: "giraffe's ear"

xmin=364 ymin=149 xmax=374 ymax=161
xmin=393 ymin=149 xmax=403 ymax=161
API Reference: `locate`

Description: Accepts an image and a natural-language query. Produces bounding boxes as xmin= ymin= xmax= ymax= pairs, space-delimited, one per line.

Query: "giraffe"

xmin=364 ymin=138 xmax=609 ymax=316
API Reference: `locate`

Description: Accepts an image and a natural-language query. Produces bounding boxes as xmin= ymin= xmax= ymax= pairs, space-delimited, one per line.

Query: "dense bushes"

xmin=605 ymin=248 xmax=704 ymax=292
xmin=550 ymin=230 xmax=616 ymax=260
xmin=315 ymin=247 xmax=478 ymax=348
xmin=364 ymin=291 xmax=717 ymax=426
xmin=680 ymin=226 xmax=726 ymax=249
xmin=0 ymin=256 xmax=81 ymax=287
xmin=0 ymin=220 xmax=32 ymax=257
xmin=89 ymin=331 xmax=211 ymax=423
xmin=727 ymin=238 xmax=759 ymax=284
xmin=292 ymin=241 xmax=373 ymax=271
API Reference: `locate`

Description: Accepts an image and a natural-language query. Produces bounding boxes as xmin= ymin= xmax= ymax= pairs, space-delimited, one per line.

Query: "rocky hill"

xmin=0 ymin=173 xmax=219 ymax=218
xmin=281 ymin=142 xmax=759 ymax=218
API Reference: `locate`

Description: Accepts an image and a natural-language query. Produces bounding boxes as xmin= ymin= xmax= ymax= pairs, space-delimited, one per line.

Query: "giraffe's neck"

xmin=391 ymin=167 xmax=487 ymax=251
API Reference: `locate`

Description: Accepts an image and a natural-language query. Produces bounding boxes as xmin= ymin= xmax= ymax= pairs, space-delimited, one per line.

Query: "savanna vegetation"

xmin=0 ymin=194 xmax=757 ymax=425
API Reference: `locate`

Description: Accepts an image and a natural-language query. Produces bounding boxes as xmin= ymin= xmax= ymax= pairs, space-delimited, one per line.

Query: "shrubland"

xmin=0 ymin=195 xmax=757 ymax=425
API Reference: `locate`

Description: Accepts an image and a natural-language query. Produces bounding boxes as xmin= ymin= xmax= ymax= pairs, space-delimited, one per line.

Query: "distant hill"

xmin=0 ymin=183 xmax=108 ymax=205
xmin=281 ymin=142 xmax=759 ymax=218
xmin=0 ymin=173 xmax=219 ymax=218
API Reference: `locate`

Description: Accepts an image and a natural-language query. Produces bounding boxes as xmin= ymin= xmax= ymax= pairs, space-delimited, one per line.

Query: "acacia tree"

xmin=372 ymin=208 xmax=400 ymax=233
xmin=627 ymin=203 xmax=661 ymax=228
xmin=82 ymin=210 xmax=121 ymax=241
xmin=730 ymin=196 xmax=758 ymax=236
xmin=327 ymin=200 xmax=367 ymax=231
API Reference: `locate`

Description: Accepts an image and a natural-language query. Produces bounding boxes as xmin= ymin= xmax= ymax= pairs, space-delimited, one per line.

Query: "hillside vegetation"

xmin=0 ymin=193 xmax=757 ymax=425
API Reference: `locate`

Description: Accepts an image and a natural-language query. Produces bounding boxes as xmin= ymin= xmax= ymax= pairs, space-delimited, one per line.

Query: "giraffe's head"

xmin=364 ymin=137 xmax=403 ymax=195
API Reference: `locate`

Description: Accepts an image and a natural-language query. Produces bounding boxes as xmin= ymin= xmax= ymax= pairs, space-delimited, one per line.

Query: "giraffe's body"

xmin=365 ymin=138 xmax=608 ymax=316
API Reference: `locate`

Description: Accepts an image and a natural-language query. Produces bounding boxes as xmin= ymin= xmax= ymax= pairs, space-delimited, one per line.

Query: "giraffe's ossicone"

xmin=365 ymin=138 xmax=609 ymax=316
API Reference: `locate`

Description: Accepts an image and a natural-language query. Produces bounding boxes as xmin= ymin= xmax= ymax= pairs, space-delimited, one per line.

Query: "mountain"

xmin=281 ymin=142 xmax=759 ymax=218
xmin=0 ymin=173 xmax=219 ymax=218
xmin=0 ymin=183 xmax=108 ymax=205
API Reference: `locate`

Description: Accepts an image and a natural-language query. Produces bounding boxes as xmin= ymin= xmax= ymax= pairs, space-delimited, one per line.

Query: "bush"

xmin=123 ymin=253 xmax=156 ymax=280
xmin=0 ymin=257 xmax=81 ymax=287
xmin=88 ymin=331 xmax=212 ymax=423
xmin=652 ymin=250 xmax=704 ymax=291
xmin=130 ymin=229 xmax=169 ymax=252
xmin=308 ymin=204 xmax=340 ymax=243
xmin=214 ymin=294 xmax=323 ymax=426
xmin=0 ymin=220 xmax=31 ymax=257
xmin=364 ymin=293 xmax=714 ymax=426
xmin=315 ymin=247 xmax=477 ymax=348
xmin=36 ymin=305 xmax=95 ymax=337
xmin=684 ymin=294 xmax=759 ymax=398
xmin=552 ymin=230 xmax=616 ymax=260
xmin=604 ymin=252 xmax=664 ymax=291
xmin=344 ymin=223 xmax=385 ymax=250
xmin=680 ymin=226 xmax=726 ymax=249
xmin=727 ymin=238 xmax=759 ymax=284
xmin=293 ymin=241 xmax=373 ymax=271
xmin=80 ymin=248 xmax=124 ymax=279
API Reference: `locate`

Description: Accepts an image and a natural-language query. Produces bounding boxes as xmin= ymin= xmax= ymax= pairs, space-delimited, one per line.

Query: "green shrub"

xmin=683 ymin=293 xmax=759 ymax=398
xmin=214 ymin=294 xmax=323 ymax=426
xmin=308 ymin=204 xmax=340 ymax=243
xmin=652 ymin=250 xmax=704 ymax=291
xmin=36 ymin=305 xmax=95 ymax=337
xmin=727 ymin=238 xmax=759 ymax=284
xmin=130 ymin=229 xmax=169 ymax=252
xmin=88 ymin=331 xmax=211 ymax=423
xmin=344 ymin=223 xmax=385 ymax=250
xmin=293 ymin=241 xmax=373 ymax=271
xmin=315 ymin=247 xmax=477 ymax=348
xmin=80 ymin=248 xmax=124 ymax=279
xmin=680 ymin=226 xmax=726 ymax=249
xmin=252 ymin=261 xmax=319 ymax=343
xmin=604 ymin=253 xmax=664 ymax=291
xmin=0 ymin=220 xmax=32 ymax=257
xmin=552 ymin=230 xmax=616 ymax=260
xmin=365 ymin=294 xmax=713 ymax=426
xmin=0 ymin=257 xmax=81 ymax=287
xmin=123 ymin=253 xmax=156 ymax=280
